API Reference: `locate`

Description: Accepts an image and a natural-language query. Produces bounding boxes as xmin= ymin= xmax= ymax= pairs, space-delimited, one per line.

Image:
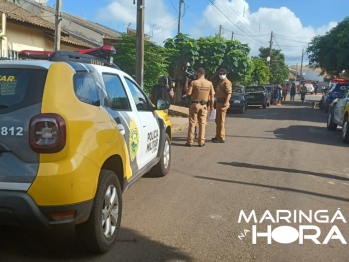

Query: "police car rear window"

xmin=246 ymin=86 xmax=265 ymax=92
xmin=0 ymin=69 xmax=47 ymax=113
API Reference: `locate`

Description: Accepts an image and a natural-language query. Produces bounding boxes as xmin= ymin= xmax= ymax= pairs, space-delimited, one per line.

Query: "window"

xmin=0 ymin=69 xmax=47 ymax=113
xmin=124 ymin=77 xmax=151 ymax=111
xmin=246 ymin=86 xmax=265 ymax=92
xmin=73 ymin=73 xmax=100 ymax=106
xmin=102 ymin=74 xmax=130 ymax=110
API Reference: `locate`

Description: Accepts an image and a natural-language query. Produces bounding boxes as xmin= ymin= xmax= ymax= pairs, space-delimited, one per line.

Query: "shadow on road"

xmin=226 ymin=125 xmax=348 ymax=148
xmin=227 ymin=102 xmax=326 ymax=123
xmin=0 ymin=226 xmax=193 ymax=262
xmin=217 ymin=162 xmax=349 ymax=182
xmin=194 ymin=176 xmax=349 ymax=203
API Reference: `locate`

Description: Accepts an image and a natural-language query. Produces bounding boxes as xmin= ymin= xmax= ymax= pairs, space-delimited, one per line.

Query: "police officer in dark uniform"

xmin=185 ymin=67 xmax=215 ymax=147
xmin=212 ymin=68 xmax=232 ymax=143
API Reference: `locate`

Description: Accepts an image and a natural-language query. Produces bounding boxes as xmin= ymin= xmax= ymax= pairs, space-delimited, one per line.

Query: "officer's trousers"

xmin=215 ymin=103 xmax=229 ymax=141
xmin=187 ymin=103 xmax=207 ymax=145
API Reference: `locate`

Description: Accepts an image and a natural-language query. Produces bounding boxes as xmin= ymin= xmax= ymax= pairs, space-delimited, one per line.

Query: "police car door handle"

xmin=117 ymin=124 xmax=125 ymax=136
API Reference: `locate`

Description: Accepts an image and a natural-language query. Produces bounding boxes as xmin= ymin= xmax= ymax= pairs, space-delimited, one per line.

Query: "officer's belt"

xmin=191 ymin=100 xmax=207 ymax=105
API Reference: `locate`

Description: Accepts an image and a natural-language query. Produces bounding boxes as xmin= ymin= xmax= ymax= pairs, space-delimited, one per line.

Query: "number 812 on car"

xmin=0 ymin=127 xmax=24 ymax=136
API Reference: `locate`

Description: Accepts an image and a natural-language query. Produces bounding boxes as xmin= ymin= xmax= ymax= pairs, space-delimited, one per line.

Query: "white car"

xmin=305 ymin=84 xmax=314 ymax=94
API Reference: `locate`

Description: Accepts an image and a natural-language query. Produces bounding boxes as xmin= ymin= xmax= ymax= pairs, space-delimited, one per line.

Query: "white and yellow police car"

xmin=0 ymin=46 xmax=172 ymax=253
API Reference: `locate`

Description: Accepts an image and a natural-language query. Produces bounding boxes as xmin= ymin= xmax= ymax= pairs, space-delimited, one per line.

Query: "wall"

xmin=3 ymin=22 xmax=79 ymax=58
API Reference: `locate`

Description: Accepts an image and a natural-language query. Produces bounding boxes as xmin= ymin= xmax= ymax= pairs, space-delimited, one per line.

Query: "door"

xmin=123 ymin=77 xmax=160 ymax=168
xmin=339 ymin=89 xmax=349 ymax=123
xmin=101 ymin=73 xmax=144 ymax=177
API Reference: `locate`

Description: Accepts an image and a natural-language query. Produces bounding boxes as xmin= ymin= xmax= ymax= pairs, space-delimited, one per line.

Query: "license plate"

xmin=248 ymin=95 xmax=254 ymax=98
xmin=234 ymin=100 xmax=240 ymax=103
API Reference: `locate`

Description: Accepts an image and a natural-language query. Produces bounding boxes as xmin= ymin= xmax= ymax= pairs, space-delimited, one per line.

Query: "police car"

xmin=327 ymin=87 xmax=349 ymax=143
xmin=0 ymin=46 xmax=172 ymax=253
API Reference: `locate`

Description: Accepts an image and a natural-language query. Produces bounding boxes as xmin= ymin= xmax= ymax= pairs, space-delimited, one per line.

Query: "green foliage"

xmin=164 ymin=33 xmax=199 ymax=77
xmin=250 ymin=57 xmax=270 ymax=85
xmin=258 ymin=47 xmax=289 ymax=83
xmin=165 ymin=34 xmax=252 ymax=86
xmin=307 ymin=17 xmax=349 ymax=77
xmin=114 ymin=33 xmax=174 ymax=94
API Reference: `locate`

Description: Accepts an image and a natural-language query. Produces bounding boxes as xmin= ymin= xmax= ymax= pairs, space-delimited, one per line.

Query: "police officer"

xmin=185 ymin=67 xmax=215 ymax=147
xmin=212 ymin=68 xmax=232 ymax=143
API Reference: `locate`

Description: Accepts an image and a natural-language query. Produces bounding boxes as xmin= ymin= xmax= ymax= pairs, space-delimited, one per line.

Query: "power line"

xmin=274 ymin=34 xmax=310 ymax=44
xmin=273 ymin=36 xmax=291 ymax=61
xmin=206 ymin=0 xmax=269 ymax=46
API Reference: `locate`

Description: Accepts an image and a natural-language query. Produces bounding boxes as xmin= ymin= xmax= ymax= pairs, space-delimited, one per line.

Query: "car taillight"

xmin=29 ymin=113 xmax=66 ymax=154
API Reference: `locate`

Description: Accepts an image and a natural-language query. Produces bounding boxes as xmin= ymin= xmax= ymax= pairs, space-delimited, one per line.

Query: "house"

xmin=0 ymin=1 xmax=94 ymax=59
xmin=16 ymin=0 xmax=122 ymax=47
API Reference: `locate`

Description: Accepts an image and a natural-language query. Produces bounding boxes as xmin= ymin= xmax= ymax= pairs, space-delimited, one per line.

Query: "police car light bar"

xmin=75 ymin=45 xmax=116 ymax=63
xmin=18 ymin=50 xmax=53 ymax=60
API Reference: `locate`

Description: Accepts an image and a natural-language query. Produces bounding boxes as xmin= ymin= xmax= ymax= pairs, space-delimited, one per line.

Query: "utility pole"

xmin=54 ymin=0 xmax=62 ymax=51
xmin=295 ymin=63 xmax=298 ymax=82
xmin=136 ymin=0 xmax=145 ymax=89
xmin=231 ymin=31 xmax=234 ymax=40
xmin=300 ymin=49 xmax=304 ymax=83
xmin=268 ymin=31 xmax=273 ymax=67
xmin=219 ymin=25 xmax=222 ymax=37
xmin=178 ymin=0 xmax=183 ymax=34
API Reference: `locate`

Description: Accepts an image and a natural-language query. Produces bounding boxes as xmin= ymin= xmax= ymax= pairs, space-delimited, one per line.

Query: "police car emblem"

xmin=129 ymin=119 xmax=139 ymax=162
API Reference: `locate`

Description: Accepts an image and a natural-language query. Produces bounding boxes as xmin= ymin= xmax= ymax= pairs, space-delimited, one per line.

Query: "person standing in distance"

xmin=185 ymin=67 xmax=215 ymax=147
xmin=212 ymin=68 xmax=232 ymax=143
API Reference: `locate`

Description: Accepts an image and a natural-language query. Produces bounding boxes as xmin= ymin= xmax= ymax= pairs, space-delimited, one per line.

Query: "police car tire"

xmin=76 ymin=170 xmax=122 ymax=254
xmin=151 ymin=133 xmax=171 ymax=177
xmin=327 ymin=110 xmax=337 ymax=131
xmin=342 ymin=117 xmax=349 ymax=143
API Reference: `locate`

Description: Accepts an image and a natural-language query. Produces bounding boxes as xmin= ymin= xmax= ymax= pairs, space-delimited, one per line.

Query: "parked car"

xmin=304 ymin=83 xmax=315 ymax=94
xmin=229 ymin=84 xmax=247 ymax=113
xmin=245 ymin=86 xmax=271 ymax=108
xmin=327 ymin=88 xmax=349 ymax=142
xmin=0 ymin=46 xmax=172 ymax=254
xmin=323 ymin=80 xmax=349 ymax=113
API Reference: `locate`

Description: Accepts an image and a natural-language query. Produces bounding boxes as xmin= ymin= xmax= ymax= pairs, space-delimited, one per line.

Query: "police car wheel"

xmin=327 ymin=110 xmax=337 ymax=131
xmin=151 ymin=133 xmax=171 ymax=177
xmin=76 ymin=169 xmax=122 ymax=254
xmin=342 ymin=117 xmax=349 ymax=143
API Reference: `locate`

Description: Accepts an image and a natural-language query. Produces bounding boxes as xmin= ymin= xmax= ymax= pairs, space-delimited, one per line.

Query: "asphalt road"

xmin=1 ymin=94 xmax=349 ymax=262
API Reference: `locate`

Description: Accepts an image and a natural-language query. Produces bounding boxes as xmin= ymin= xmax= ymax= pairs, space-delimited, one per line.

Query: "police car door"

xmin=338 ymin=88 xmax=349 ymax=123
xmin=100 ymin=72 xmax=144 ymax=178
xmin=123 ymin=77 xmax=160 ymax=168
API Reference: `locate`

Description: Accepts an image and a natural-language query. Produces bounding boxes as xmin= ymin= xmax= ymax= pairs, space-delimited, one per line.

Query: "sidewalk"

xmin=169 ymin=104 xmax=189 ymax=133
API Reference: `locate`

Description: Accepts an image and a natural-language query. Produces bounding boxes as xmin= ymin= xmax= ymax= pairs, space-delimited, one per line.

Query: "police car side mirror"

xmin=156 ymin=99 xmax=170 ymax=110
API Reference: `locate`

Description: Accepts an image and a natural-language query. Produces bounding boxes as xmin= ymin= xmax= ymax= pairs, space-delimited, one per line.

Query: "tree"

xmin=164 ymin=34 xmax=252 ymax=89
xmin=250 ymin=57 xmax=270 ymax=85
xmin=258 ymin=47 xmax=289 ymax=83
xmin=114 ymin=33 xmax=174 ymax=94
xmin=307 ymin=17 xmax=349 ymax=77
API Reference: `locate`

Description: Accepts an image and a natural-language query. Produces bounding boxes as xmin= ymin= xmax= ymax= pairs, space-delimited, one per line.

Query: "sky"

xmin=44 ymin=0 xmax=349 ymax=66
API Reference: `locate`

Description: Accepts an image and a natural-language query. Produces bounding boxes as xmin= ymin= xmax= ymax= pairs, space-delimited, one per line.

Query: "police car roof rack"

xmin=18 ymin=45 xmax=120 ymax=70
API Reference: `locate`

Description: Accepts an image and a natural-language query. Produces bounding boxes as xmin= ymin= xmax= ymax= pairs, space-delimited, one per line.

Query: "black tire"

xmin=342 ymin=116 xmax=349 ymax=143
xmin=324 ymin=104 xmax=329 ymax=113
xmin=262 ymin=101 xmax=267 ymax=109
xmin=150 ymin=133 xmax=171 ymax=177
xmin=327 ymin=110 xmax=337 ymax=131
xmin=76 ymin=170 xmax=122 ymax=254
xmin=239 ymin=105 xmax=246 ymax=114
